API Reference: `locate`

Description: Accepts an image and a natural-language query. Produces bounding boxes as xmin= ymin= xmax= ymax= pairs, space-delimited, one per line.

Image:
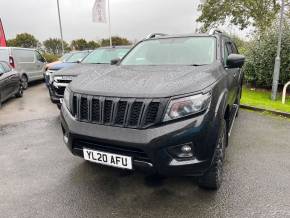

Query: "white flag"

xmin=92 ymin=0 xmax=107 ymax=23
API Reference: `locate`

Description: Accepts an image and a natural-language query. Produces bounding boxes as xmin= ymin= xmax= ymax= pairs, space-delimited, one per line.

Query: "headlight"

xmin=63 ymin=88 xmax=71 ymax=111
xmin=163 ymin=93 xmax=211 ymax=122
xmin=53 ymin=76 xmax=62 ymax=82
xmin=49 ymin=73 xmax=54 ymax=84
xmin=54 ymin=76 xmax=75 ymax=82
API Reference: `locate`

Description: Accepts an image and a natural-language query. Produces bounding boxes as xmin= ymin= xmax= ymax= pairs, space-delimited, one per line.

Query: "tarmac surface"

xmin=1 ymin=83 xmax=290 ymax=218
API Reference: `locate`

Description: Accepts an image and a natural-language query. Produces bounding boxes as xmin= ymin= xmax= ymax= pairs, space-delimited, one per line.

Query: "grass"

xmin=241 ymin=86 xmax=290 ymax=113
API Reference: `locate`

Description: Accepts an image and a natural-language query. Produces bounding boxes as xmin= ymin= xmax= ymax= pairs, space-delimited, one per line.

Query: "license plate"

xmin=83 ymin=148 xmax=133 ymax=170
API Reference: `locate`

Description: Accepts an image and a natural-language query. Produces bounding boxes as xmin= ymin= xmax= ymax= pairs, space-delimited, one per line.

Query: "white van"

xmin=0 ymin=47 xmax=46 ymax=89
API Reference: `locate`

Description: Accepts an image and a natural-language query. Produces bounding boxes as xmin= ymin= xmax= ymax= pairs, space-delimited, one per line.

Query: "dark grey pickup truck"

xmin=60 ymin=30 xmax=245 ymax=190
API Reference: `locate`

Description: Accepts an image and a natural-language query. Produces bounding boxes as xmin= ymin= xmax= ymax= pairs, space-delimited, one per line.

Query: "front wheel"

xmin=21 ymin=75 xmax=28 ymax=90
xmin=15 ymin=83 xmax=23 ymax=98
xmin=198 ymin=119 xmax=227 ymax=190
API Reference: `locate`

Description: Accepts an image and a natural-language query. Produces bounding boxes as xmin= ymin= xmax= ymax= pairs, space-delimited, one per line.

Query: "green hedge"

xmin=42 ymin=53 xmax=59 ymax=63
xmin=243 ymin=23 xmax=290 ymax=88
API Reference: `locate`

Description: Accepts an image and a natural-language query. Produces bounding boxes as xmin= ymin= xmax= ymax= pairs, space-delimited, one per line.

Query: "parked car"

xmin=48 ymin=46 xmax=131 ymax=107
xmin=0 ymin=61 xmax=23 ymax=108
xmin=0 ymin=47 xmax=46 ymax=89
xmin=60 ymin=30 xmax=245 ymax=190
xmin=45 ymin=52 xmax=72 ymax=71
xmin=44 ymin=50 xmax=91 ymax=86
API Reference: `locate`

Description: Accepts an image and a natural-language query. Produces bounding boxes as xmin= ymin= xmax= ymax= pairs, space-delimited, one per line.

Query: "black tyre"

xmin=198 ymin=119 xmax=227 ymax=190
xmin=21 ymin=75 xmax=28 ymax=90
xmin=15 ymin=83 xmax=23 ymax=98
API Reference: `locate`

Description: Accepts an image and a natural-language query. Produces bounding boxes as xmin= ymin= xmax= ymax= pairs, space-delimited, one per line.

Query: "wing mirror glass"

xmin=226 ymin=54 xmax=245 ymax=69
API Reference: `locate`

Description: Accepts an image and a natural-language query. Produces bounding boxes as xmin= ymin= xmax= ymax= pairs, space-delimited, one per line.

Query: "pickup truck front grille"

xmin=71 ymin=94 xmax=168 ymax=129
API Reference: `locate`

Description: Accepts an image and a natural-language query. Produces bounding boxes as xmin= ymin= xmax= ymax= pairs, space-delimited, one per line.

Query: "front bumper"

xmin=48 ymin=82 xmax=68 ymax=105
xmin=60 ymin=104 xmax=221 ymax=176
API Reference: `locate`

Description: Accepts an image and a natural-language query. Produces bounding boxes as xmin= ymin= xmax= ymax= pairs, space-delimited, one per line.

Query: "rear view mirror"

xmin=111 ymin=58 xmax=121 ymax=65
xmin=226 ymin=54 xmax=245 ymax=68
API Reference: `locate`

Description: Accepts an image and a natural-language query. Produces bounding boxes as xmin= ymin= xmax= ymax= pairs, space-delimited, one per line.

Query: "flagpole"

xmin=107 ymin=0 xmax=112 ymax=47
xmin=0 ymin=18 xmax=7 ymax=47
xmin=57 ymin=0 xmax=64 ymax=55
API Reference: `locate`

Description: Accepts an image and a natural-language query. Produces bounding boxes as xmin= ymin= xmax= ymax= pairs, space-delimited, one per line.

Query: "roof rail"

xmin=146 ymin=33 xmax=167 ymax=39
xmin=208 ymin=28 xmax=223 ymax=35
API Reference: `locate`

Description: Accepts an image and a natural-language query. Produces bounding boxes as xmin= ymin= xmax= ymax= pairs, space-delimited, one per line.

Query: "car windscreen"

xmin=121 ymin=37 xmax=216 ymax=66
xmin=82 ymin=48 xmax=130 ymax=64
xmin=65 ymin=52 xmax=89 ymax=63
xmin=59 ymin=53 xmax=72 ymax=62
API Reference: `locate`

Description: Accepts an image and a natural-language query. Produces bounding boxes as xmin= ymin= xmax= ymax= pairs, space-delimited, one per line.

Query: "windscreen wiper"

xmin=190 ymin=64 xmax=207 ymax=66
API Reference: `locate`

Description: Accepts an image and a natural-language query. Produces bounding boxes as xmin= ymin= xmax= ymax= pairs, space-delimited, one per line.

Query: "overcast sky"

xmin=0 ymin=0 xmax=204 ymax=42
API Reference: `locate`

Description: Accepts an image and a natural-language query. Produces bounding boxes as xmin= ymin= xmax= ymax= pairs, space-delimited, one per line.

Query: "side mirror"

xmin=0 ymin=72 xmax=3 ymax=76
xmin=111 ymin=58 xmax=121 ymax=65
xmin=226 ymin=54 xmax=245 ymax=69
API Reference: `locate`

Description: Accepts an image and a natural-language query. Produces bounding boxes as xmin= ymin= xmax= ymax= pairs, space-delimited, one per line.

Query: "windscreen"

xmin=121 ymin=37 xmax=216 ymax=66
xmin=59 ymin=53 xmax=72 ymax=62
xmin=82 ymin=48 xmax=130 ymax=64
xmin=65 ymin=52 xmax=89 ymax=63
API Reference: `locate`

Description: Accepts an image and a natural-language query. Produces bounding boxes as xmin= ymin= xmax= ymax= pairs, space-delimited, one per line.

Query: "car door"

xmin=223 ymin=38 xmax=239 ymax=106
xmin=13 ymin=49 xmax=36 ymax=81
xmin=0 ymin=63 xmax=12 ymax=101
xmin=34 ymin=51 xmax=46 ymax=79
xmin=2 ymin=62 xmax=19 ymax=94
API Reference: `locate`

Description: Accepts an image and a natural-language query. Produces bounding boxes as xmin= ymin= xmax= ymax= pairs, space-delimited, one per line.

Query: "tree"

xmin=70 ymin=39 xmax=88 ymax=51
xmin=43 ymin=38 xmax=70 ymax=55
xmin=230 ymin=35 xmax=248 ymax=54
xmin=6 ymin=39 xmax=17 ymax=47
xmin=243 ymin=21 xmax=290 ymax=88
xmin=87 ymin=40 xmax=100 ymax=49
xmin=197 ymin=0 xmax=281 ymax=33
xmin=7 ymin=33 xmax=39 ymax=48
xmin=100 ymin=36 xmax=131 ymax=47
xmin=42 ymin=52 xmax=59 ymax=63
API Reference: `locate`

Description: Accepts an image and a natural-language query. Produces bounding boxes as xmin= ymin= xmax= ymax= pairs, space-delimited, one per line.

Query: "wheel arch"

xmin=21 ymin=72 xmax=29 ymax=81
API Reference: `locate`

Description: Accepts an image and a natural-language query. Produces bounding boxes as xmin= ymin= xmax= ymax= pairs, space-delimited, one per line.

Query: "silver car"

xmin=0 ymin=47 xmax=46 ymax=89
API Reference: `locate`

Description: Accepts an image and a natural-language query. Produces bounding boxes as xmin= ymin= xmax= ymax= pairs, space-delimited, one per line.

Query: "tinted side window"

xmin=231 ymin=42 xmax=238 ymax=54
xmin=13 ymin=49 xmax=35 ymax=62
xmin=224 ymin=41 xmax=233 ymax=65
xmin=0 ymin=64 xmax=5 ymax=73
xmin=2 ymin=62 xmax=11 ymax=72
xmin=35 ymin=51 xmax=45 ymax=62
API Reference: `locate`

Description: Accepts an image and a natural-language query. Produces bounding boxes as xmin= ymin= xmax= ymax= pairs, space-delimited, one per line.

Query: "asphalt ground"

xmin=1 ymin=83 xmax=290 ymax=218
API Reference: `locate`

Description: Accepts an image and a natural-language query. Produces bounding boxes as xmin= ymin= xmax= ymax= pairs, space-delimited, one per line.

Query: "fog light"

xmin=181 ymin=144 xmax=192 ymax=153
xmin=168 ymin=142 xmax=194 ymax=159
xmin=63 ymin=134 xmax=69 ymax=144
